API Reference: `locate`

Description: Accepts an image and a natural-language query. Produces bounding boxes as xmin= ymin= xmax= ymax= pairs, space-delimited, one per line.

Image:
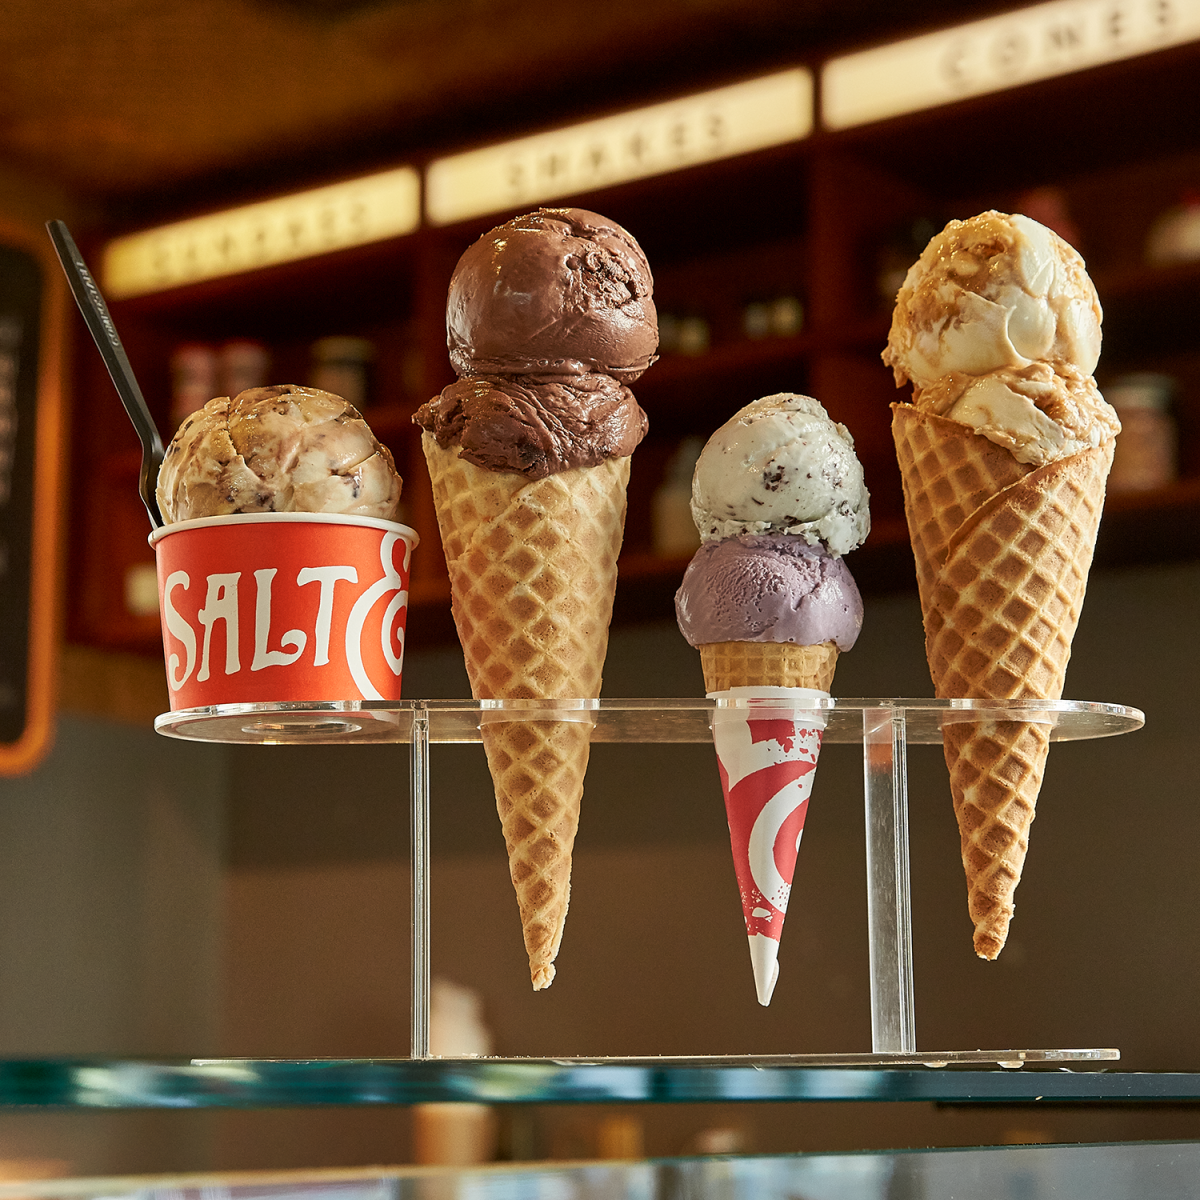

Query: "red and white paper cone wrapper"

xmin=149 ymin=513 xmax=418 ymax=710
xmin=709 ymin=685 xmax=828 ymax=1006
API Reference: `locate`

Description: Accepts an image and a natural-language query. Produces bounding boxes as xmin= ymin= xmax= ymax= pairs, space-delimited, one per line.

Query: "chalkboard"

xmin=0 ymin=227 xmax=62 ymax=775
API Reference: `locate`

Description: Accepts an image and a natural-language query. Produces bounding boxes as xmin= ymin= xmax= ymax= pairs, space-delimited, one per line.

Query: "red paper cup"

xmin=149 ymin=513 xmax=418 ymax=710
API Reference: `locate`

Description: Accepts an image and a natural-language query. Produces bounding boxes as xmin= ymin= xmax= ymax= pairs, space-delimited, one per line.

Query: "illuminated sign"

xmin=822 ymin=0 xmax=1200 ymax=130
xmin=425 ymin=68 xmax=813 ymax=226
xmin=102 ymin=166 xmax=421 ymax=299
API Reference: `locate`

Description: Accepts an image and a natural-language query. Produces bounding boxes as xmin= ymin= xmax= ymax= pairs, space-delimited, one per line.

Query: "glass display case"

xmin=0 ymin=1139 xmax=1198 ymax=1200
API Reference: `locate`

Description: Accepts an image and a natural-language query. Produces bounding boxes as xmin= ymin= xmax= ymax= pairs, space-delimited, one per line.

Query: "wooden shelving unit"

xmin=67 ymin=39 xmax=1200 ymax=654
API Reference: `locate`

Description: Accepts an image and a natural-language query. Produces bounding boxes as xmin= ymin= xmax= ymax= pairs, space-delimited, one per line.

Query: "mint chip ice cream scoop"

xmin=689 ymin=393 xmax=870 ymax=556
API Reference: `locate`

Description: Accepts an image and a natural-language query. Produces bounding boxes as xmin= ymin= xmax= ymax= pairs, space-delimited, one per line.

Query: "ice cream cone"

xmin=699 ymin=640 xmax=839 ymax=694
xmin=892 ymin=403 xmax=1113 ymax=957
xmin=422 ymin=433 xmax=630 ymax=989
xmin=889 ymin=406 xmax=1034 ymax=613
xmin=709 ymin=685 xmax=827 ymax=1004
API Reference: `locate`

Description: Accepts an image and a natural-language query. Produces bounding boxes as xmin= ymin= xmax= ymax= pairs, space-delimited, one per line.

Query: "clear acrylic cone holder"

xmin=159 ymin=696 xmax=1143 ymax=1069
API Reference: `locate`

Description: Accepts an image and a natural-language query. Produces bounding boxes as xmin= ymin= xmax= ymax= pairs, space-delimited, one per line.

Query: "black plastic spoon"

xmin=46 ymin=219 xmax=164 ymax=529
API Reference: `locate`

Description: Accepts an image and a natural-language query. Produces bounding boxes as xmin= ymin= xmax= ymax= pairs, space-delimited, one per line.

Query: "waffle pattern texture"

xmin=891 ymin=403 xmax=1113 ymax=959
xmin=422 ymin=434 xmax=630 ymax=988
xmin=699 ymin=640 xmax=839 ymax=694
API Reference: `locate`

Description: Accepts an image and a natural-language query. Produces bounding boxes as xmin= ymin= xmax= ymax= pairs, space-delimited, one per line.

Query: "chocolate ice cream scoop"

xmin=157 ymin=384 xmax=402 ymax=523
xmin=446 ymin=207 xmax=658 ymax=381
xmin=415 ymin=373 xmax=647 ymax=479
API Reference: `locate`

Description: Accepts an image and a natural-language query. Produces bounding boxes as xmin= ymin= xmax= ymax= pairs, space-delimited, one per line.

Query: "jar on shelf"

xmin=169 ymin=342 xmax=217 ymax=428
xmin=412 ymin=978 xmax=496 ymax=1166
xmin=310 ymin=335 xmax=375 ymax=409
xmin=675 ymin=315 xmax=710 ymax=356
xmin=742 ymin=301 xmax=771 ymax=340
xmin=652 ymin=436 xmax=703 ymax=557
xmin=657 ymin=312 xmax=680 ymax=353
xmin=1145 ymin=192 xmax=1200 ymax=265
xmin=742 ymin=295 xmax=804 ymax=340
xmin=875 ymin=216 xmax=939 ymax=309
xmin=768 ymin=294 xmax=804 ymax=337
xmin=123 ymin=561 xmax=160 ymax=617
xmin=1106 ymin=373 xmax=1178 ymax=492
xmin=220 ymin=338 xmax=271 ymax=397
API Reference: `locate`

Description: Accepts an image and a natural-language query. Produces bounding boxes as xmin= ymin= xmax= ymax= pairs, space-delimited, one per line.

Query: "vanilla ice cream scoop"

xmin=690 ymin=393 xmax=870 ymax=556
xmin=157 ymin=384 xmax=403 ymax=523
xmin=884 ymin=211 xmax=1102 ymax=387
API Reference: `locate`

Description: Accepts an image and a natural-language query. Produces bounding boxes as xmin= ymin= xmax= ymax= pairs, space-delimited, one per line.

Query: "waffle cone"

xmin=699 ymin=641 xmax=839 ymax=693
xmin=422 ymin=434 xmax=630 ymax=989
xmin=892 ymin=404 xmax=1113 ymax=958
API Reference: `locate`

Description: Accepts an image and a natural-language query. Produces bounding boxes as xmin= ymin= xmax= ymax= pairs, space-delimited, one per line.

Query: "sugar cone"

xmin=699 ymin=640 xmax=839 ymax=694
xmin=422 ymin=433 xmax=629 ymax=989
xmin=892 ymin=404 xmax=1113 ymax=958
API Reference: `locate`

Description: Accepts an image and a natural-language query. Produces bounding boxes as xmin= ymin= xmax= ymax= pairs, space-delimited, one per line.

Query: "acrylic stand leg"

xmin=863 ymin=705 xmax=916 ymax=1055
xmin=410 ymin=703 xmax=431 ymax=1060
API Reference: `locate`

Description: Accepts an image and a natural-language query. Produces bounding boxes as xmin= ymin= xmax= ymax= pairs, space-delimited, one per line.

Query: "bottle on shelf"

xmin=219 ymin=338 xmax=271 ymax=397
xmin=168 ymin=342 xmax=218 ymax=428
xmin=309 ymin=335 xmax=375 ymax=409
xmin=1145 ymin=190 xmax=1200 ymax=265
xmin=1106 ymin=372 xmax=1178 ymax=492
xmin=652 ymin=436 xmax=704 ymax=558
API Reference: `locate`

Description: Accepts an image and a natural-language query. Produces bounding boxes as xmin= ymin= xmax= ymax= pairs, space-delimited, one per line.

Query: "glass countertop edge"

xmin=4 ymin=1058 xmax=1200 ymax=1108
xmin=2 ymin=1142 xmax=1200 ymax=1200
xmin=153 ymin=697 xmax=1146 ymax=746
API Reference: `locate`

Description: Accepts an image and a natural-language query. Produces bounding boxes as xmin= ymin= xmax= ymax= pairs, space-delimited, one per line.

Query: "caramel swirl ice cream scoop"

xmin=883 ymin=211 xmax=1118 ymax=466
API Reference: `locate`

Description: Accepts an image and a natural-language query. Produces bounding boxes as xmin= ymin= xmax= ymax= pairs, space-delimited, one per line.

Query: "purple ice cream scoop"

xmin=675 ymin=534 xmax=863 ymax=650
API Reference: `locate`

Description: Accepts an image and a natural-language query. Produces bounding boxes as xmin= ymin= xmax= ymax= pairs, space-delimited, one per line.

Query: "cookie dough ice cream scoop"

xmin=689 ymin=392 xmax=870 ymax=555
xmin=157 ymin=384 xmax=402 ymax=523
